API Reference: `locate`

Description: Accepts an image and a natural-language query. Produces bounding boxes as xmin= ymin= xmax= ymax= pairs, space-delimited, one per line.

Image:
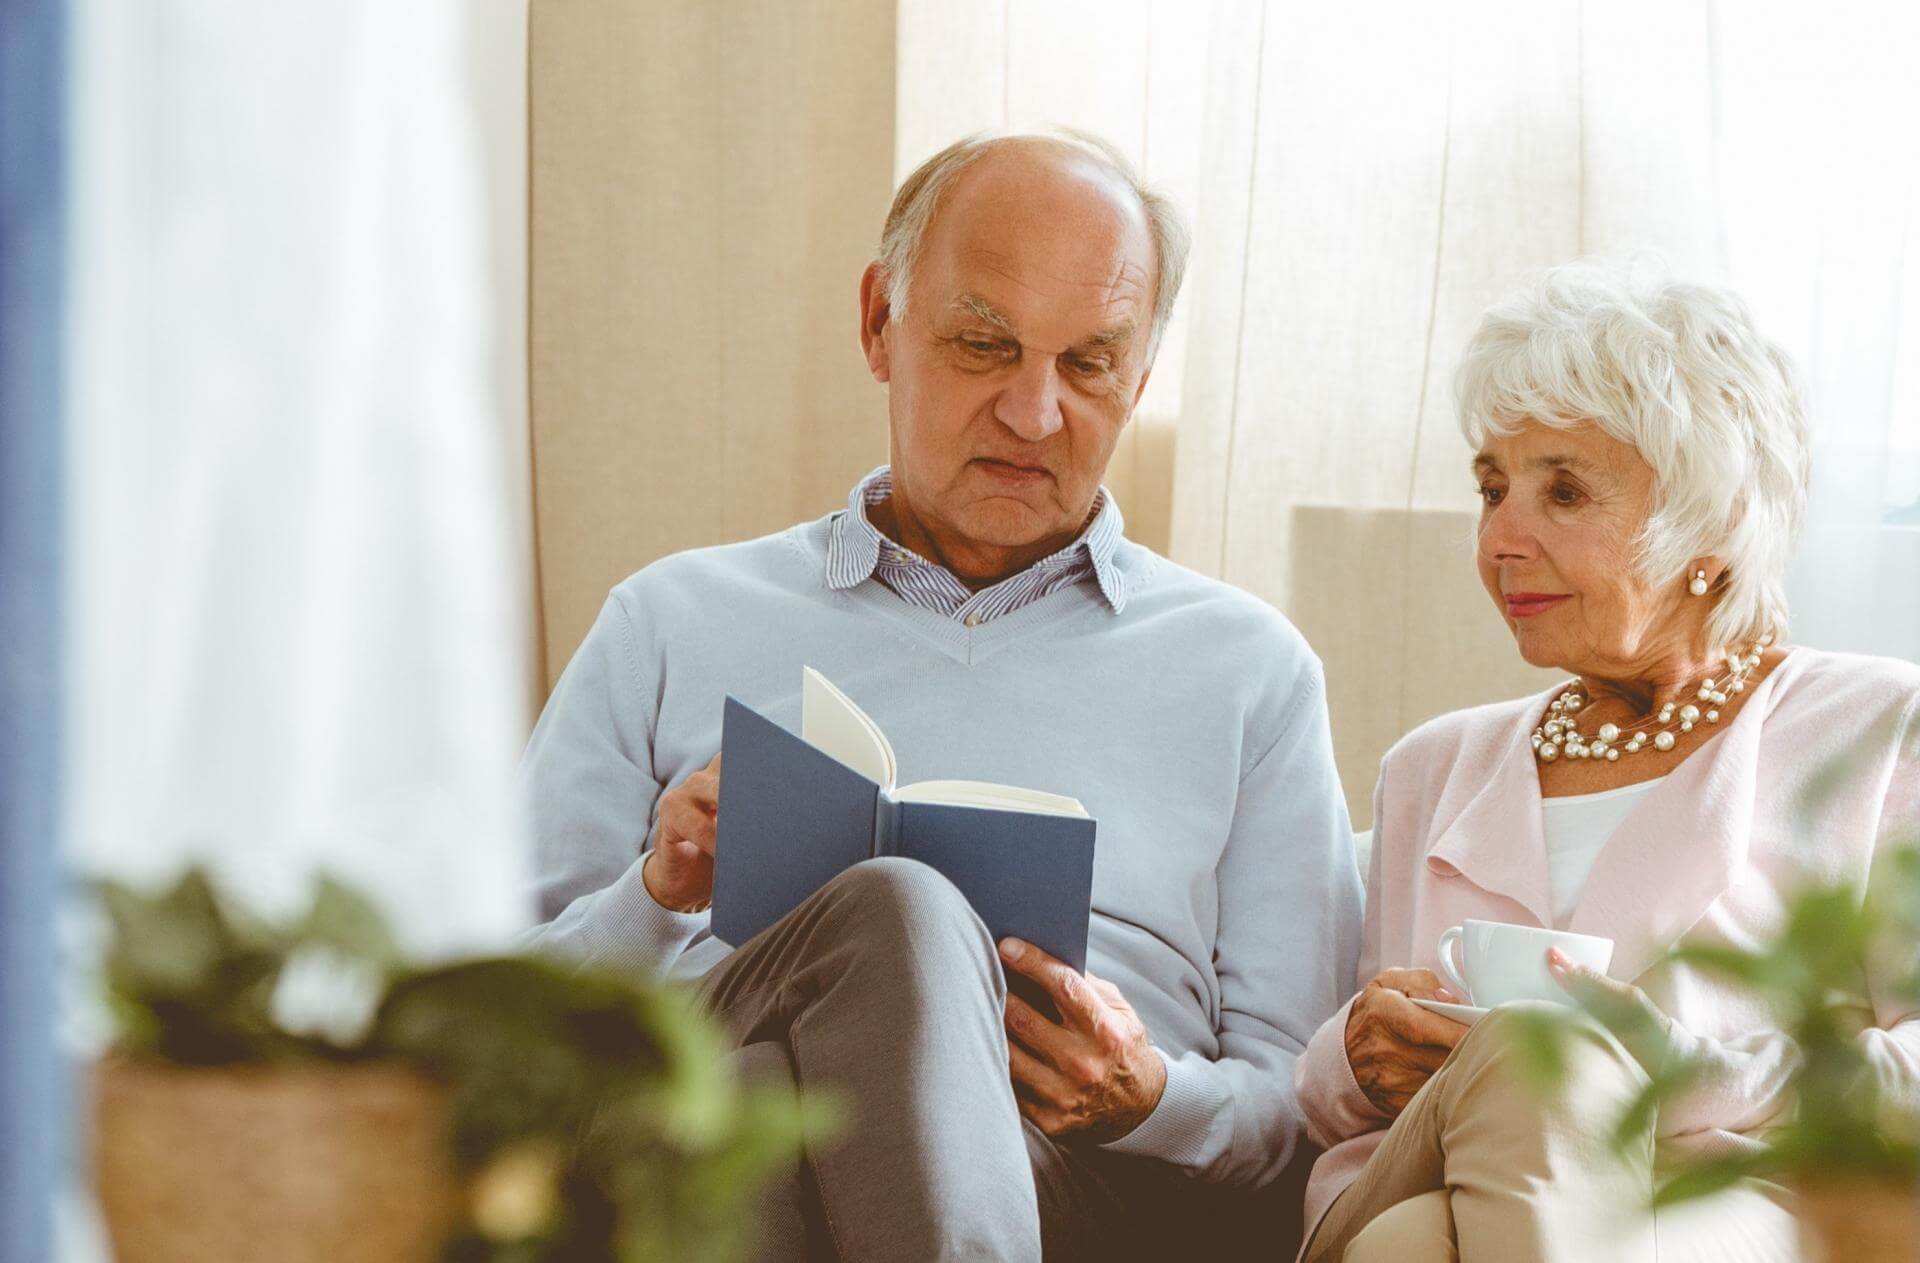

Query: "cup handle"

xmin=1436 ymin=926 xmax=1471 ymax=1002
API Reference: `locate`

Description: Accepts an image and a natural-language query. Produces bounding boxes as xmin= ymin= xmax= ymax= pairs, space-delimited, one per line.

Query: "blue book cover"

xmin=712 ymin=670 xmax=1097 ymax=972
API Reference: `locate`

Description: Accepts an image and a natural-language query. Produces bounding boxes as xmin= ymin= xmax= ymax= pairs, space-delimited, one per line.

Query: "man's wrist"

xmin=1138 ymin=1043 xmax=1169 ymax=1117
xmin=641 ymin=850 xmax=710 ymax=915
xmin=1093 ymin=1045 xmax=1168 ymax=1143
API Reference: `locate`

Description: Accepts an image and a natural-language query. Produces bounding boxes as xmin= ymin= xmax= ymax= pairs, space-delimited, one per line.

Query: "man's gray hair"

xmin=1454 ymin=259 xmax=1812 ymax=652
xmin=876 ymin=128 xmax=1191 ymax=362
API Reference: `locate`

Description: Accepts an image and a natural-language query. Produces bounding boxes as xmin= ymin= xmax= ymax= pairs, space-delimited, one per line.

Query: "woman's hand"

xmin=1547 ymin=947 xmax=1676 ymax=1071
xmin=1344 ymin=968 xmax=1470 ymax=1116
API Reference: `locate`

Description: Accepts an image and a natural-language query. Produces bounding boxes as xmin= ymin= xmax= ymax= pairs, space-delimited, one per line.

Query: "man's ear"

xmin=1130 ymin=360 xmax=1154 ymax=411
xmin=858 ymin=261 xmax=893 ymax=384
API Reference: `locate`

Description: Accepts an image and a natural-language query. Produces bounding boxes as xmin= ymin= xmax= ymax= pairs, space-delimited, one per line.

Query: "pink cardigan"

xmin=1294 ymin=647 xmax=1920 ymax=1242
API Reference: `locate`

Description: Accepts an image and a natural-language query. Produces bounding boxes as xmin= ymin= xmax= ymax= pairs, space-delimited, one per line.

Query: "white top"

xmin=1539 ymin=778 xmax=1666 ymax=927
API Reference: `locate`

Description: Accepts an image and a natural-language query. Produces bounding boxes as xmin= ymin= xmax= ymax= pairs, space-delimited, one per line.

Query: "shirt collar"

xmin=825 ymin=465 xmax=1128 ymax=612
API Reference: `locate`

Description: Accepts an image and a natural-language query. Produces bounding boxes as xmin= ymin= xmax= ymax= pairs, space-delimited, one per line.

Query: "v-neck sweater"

xmin=520 ymin=511 xmax=1364 ymax=1186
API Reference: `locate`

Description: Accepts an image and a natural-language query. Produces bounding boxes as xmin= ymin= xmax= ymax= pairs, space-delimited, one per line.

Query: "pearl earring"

xmin=1689 ymin=569 xmax=1709 ymax=596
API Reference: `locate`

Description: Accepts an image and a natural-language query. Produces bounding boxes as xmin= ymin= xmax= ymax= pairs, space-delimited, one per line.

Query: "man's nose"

xmin=993 ymin=357 xmax=1065 ymax=442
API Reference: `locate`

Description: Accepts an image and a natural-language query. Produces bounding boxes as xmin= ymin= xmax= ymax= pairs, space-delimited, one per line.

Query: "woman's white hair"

xmin=876 ymin=128 xmax=1190 ymax=362
xmin=1454 ymin=260 xmax=1812 ymax=652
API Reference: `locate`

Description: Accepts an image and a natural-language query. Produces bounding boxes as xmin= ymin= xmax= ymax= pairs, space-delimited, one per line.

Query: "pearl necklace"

xmin=1532 ymin=637 xmax=1771 ymax=763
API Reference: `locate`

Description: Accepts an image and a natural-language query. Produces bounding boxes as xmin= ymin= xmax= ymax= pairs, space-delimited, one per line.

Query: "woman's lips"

xmin=1505 ymin=593 xmax=1570 ymax=618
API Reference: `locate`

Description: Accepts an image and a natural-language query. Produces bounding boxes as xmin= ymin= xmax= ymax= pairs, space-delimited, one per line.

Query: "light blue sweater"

xmin=521 ymin=512 xmax=1363 ymax=1186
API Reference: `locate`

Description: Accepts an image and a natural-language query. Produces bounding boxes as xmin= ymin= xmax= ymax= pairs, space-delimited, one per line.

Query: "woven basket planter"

xmin=1794 ymin=1178 xmax=1919 ymax=1262
xmin=92 ymin=1057 xmax=460 ymax=1263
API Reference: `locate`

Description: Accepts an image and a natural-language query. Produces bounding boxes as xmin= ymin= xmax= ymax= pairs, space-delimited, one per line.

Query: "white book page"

xmin=892 ymin=779 xmax=1088 ymax=819
xmin=800 ymin=667 xmax=896 ymax=790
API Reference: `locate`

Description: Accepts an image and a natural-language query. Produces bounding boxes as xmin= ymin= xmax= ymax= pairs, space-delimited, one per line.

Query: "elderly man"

xmin=521 ymin=129 xmax=1362 ymax=1260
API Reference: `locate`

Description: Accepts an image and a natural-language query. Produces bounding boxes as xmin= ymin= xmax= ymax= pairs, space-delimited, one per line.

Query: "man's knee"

xmin=825 ymin=856 xmax=975 ymax=924
xmin=818 ymin=858 xmax=997 ymax=972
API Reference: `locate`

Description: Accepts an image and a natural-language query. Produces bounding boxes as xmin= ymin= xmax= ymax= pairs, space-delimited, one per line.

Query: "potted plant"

xmin=1516 ymin=834 xmax=1920 ymax=1260
xmin=88 ymin=868 xmax=833 ymax=1263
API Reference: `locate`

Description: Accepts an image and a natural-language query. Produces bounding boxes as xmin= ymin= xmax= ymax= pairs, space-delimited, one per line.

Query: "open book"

xmin=711 ymin=668 xmax=1098 ymax=970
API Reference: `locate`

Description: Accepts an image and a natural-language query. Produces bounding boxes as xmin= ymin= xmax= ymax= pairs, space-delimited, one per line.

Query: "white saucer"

xmin=1409 ymin=995 xmax=1490 ymax=1026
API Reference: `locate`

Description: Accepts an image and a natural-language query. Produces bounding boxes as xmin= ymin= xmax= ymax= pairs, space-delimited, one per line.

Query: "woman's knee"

xmin=1344 ymin=1190 xmax=1457 ymax=1262
xmin=1449 ymin=1001 xmax=1649 ymax=1121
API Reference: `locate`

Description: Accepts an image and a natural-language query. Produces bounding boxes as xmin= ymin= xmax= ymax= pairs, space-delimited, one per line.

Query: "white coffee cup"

xmin=1435 ymin=919 xmax=1614 ymax=1008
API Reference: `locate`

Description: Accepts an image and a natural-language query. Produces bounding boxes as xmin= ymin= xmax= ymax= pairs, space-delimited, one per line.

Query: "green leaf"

xmin=298 ymin=873 xmax=403 ymax=970
xmin=1665 ymin=943 xmax=1774 ymax=988
xmin=1502 ymin=1005 xmax=1571 ymax=1089
xmin=96 ymin=870 xmax=228 ymax=996
xmin=1609 ymin=1059 xmax=1701 ymax=1156
xmin=1652 ymin=1152 xmax=1768 ymax=1206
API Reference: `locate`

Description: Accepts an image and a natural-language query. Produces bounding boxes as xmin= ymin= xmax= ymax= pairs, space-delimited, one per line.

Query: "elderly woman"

xmin=1295 ymin=262 xmax=1920 ymax=1262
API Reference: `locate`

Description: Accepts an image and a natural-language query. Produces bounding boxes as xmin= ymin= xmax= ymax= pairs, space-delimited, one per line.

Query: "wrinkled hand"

xmin=1344 ymin=968 xmax=1468 ymax=1116
xmin=1547 ymin=947 xmax=1676 ymax=1072
xmin=641 ymin=753 xmax=722 ymax=913
xmin=999 ymin=938 xmax=1166 ymax=1142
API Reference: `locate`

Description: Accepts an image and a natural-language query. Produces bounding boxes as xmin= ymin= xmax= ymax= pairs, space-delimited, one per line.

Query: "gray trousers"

xmin=696 ymin=857 xmax=1212 ymax=1263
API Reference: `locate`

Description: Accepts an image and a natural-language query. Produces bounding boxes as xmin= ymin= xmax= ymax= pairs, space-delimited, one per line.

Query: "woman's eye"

xmin=1550 ymin=485 xmax=1583 ymax=506
xmin=963 ymin=339 xmax=1000 ymax=354
xmin=1478 ymin=485 xmax=1504 ymax=506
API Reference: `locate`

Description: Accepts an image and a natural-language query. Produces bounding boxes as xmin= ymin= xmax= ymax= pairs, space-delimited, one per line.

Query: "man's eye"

xmin=1550 ymin=485 xmax=1583 ymax=505
xmin=1478 ymin=485 xmax=1504 ymax=506
xmin=1067 ymin=357 xmax=1112 ymax=376
xmin=963 ymin=339 xmax=1000 ymax=353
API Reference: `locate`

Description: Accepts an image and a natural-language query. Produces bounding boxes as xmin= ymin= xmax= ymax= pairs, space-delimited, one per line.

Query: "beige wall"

xmin=1285 ymin=507 xmax=1561 ymax=821
xmin=529 ymin=0 xmax=898 ymax=691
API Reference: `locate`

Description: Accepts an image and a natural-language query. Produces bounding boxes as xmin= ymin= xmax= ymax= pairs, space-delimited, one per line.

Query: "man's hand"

xmin=998 ymin=937 xmax=1167 ymax=1142
xmin=1344 ymin=968 xmax=1468 ymax=1116
xmin=641 ymin=753 xmax=722 ymax=913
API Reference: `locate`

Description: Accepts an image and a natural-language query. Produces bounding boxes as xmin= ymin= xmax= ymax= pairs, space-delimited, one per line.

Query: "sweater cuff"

xmin=1295 ymin=995 xmax=1389 ymax=1147
xmin=584 ymin=852 xmax=711 ymax=969
xmin=1098 ymin=1047 xmax=1227 ymax=1165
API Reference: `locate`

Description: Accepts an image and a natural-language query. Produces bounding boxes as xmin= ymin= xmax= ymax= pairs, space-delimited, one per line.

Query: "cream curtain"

xmin=531 ymin=0 xmax=1917 ymax=822
xmin=892 ymin=0 xmax=1919 ymax=820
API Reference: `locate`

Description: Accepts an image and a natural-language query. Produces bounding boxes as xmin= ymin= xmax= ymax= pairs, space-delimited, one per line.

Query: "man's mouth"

xmin=972 ymin=457 xmax=1052 ymax=486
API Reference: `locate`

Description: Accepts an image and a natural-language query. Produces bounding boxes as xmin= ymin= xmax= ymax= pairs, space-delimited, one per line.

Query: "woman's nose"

xmin=1478 ymin=501 xmax=1537 ymax=562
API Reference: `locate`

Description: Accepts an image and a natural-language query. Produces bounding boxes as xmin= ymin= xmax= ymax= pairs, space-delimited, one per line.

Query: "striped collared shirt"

xmin=825 ymin=466 xmax=1128 ymax=622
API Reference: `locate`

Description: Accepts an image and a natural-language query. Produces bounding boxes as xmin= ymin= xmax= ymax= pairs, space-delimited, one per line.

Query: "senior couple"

xmin=521 ymin=130 xmax=1920 ymax=1261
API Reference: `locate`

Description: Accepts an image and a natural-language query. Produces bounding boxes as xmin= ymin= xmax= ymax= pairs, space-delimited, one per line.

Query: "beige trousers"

xmin=1301 ymin=1003 xmax=1800 ymax=1263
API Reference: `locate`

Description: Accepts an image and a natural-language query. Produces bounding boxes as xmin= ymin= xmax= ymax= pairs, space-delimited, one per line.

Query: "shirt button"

xmin=964 ymin=611 xmax=984 ymax=628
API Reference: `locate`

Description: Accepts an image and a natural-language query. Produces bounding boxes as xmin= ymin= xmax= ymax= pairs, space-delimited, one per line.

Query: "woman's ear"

xmin=1686 ymin=559 xmax=1727 ymax=595
xmin=858 ymin=262 xmax=893 ymax=384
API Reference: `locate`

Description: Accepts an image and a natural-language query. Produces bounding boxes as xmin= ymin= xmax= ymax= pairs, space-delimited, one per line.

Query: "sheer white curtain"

xmin=63 ymin=0 xmax=535 ymax=954
xmin=895 ymin=0 xmax=1920 ymax=817
xmin=1714 ymin=8 xmax=1920 ymax=661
